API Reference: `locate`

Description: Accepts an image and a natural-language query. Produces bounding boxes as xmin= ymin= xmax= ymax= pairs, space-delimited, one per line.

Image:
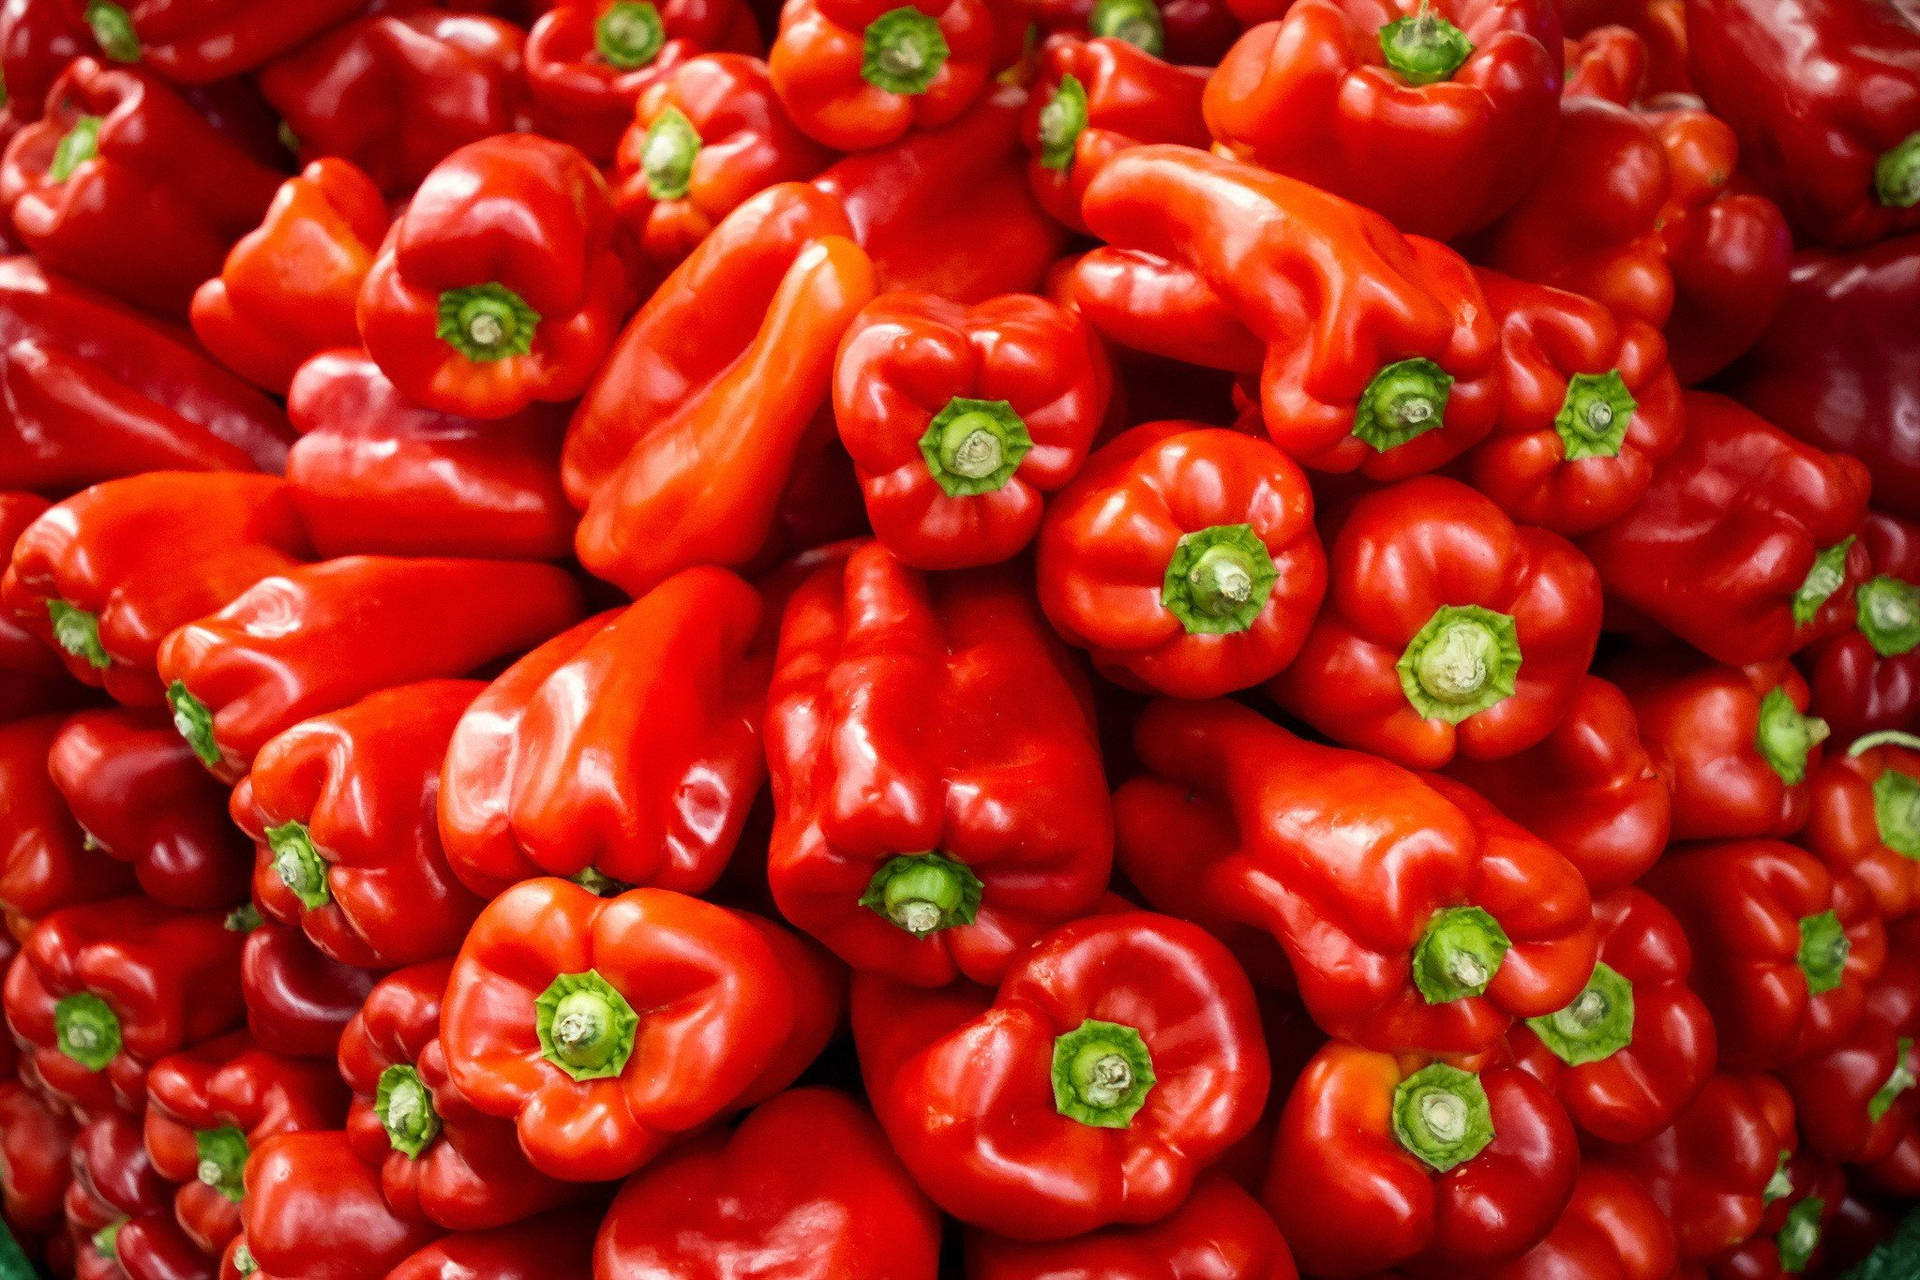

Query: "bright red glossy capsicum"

xmin=1802 ymin=513 xmax=1920 ymax=741
xmin=240 ymin=1131 xmax=443 ymax=1279
xmin=1785 ymin=932 xmax=1920 ymax=1174
xmin=236 ymin=918 xmax=377 ymax=1062
xmin=0 ymin=1081 xmax=74 ymax=1246
xmin=1705 ymin=1153 xmax=1846 ymax=1279
xmin=768 ymin=0 xmax=992 ymax=149
xmin=1561 ymin=23 xmax=1645 ymax=102
xmin=63 ymin=1109 xmax=177 ymax=1280
xmin=0 ymin=493 xmax=75 ymax=723
xmin=61 ymin=0 xmax=365 ymax=82
xmin=0 ymin=715 xmax=139 ymax=923
xmin=1479 ymin=1165 xmax=1680 ymax=1280
xmin=1030 ymin=0 xmax=1239 ymax=62
xmin=1806 ymin=732 xmax=1920 ymax=920
xmin=391 ymin=1206 xmax=603 ymax=1280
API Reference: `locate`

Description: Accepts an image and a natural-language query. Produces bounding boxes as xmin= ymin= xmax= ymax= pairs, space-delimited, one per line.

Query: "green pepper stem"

xmin=1856 ymin=575 xmax=1920 ymax=658
xmin=376 ymin=1064 xmax=443 ymax=1158
xmin=1160 ymin=523 xmax=1279 ymax=636
xmin=640 ymin=106 xmax=701 ymax=201
xmin=1870 ymin=1038 xmax=1916 ymax=1124
xmin=1552 ymin=369 xmax=1636 ymax=462
xmin=1411 ymin=905 xmax=1512 ymax=1004
xmin=1756 ymin=686 xmax=1829 ymax=786
xmin=195 ymin=1126 xmax=248 ymax=1203
xmin=1037 ymin=75 xmax=1088 ymax=171
xmin=1391 ymin=1063 xmax=1495 ymax=1171
xmin=1776 ymin=1195 xmax=1825 ymax=1273
xmin=266 ymin=821 xmax=331 ymax=910
xmin=1793 ymin=537 xmax=1855 ymax=626
xmin=45 ymin=600 xmax=110 ymax=670
xmin=862 ymin=7 xmax=949 ymax=95
xmin=1525 ymin=961 xmax=1635 ymax=1066
xmin=91 ymin=1220 xmax=125 ymax=1261
xmin=48 ymin=116 xmax=103 ymax=184
xmin=84 ymin=2 xmax=140 ymax=62
xmin=435 ymin=283 xmax=540 ymax=363
xmin=1378 ymin=6 xmax=1475 ymax=84
xmin=1352 ymin=357 xmax=1454 ymax=452
xmin=918 ymin=398 xmax=1034 ymax=498
xmin=1798 ymin=910 xmax=1850 ymax=996
xmin=167 ymin=680 xmax=221 ymax=770
xmin=233 ymin=1244 xmax=258 ymax=1276
xmin=859 ymin=853 xmax=984 ymax=937
xmin=1051 ymin=1019 xmax=1156 ymax=1127
xmin=1763 ymin=1150 xmax=1794 ymax=1204
xmin=53 ymin=992 xmax=121 ymax=1071
xmin=1874 ymin=769 xmax=1920 ymax=860
xmin=534 ymin=970 xmax=640 ymax=1082
xmin=1396 ymin=604 xmax=1522 ymax=724
xmin=1876 ymin=131 xmax=1920 ymax=210
xmin=1088 ymin=0 xmax=1165 ymax=55
xmin=597 ymin=1 xmax=666 ymax=68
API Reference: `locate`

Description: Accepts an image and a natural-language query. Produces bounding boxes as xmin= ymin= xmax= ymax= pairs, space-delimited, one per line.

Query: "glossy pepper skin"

xmin=1266 ymin=1041 xmax=1579 ymax=1275
xmin=1115 ymin=699 xmax=1598 ymax=1055
xmin=768 ymin=0 xmax=992 ymax=150
xmin=1582 ymin=393 xmax=1874 ymax=669
xmin=595 ymin=1087 xmax=940 ymax=1277
xmin=1646 ymin=840 xmax=1885 ymax=1070
xmin=1508 ymin=887 xmax=1717 ymax=1145
xmin=1785 ymin=931 xmax=1920 ymax=1173
xmin=64 ymin=1110 xmax=176 ymax=1280
xmin=260 ymin=14 xmax=528 ymax=198
xmin=189 ymin=162 xmax=388 ymax=397
xmin=1686 ymin=0 xmax=1920 ymax=247
xmin=0 ymin=493 xmax=75 ymax=722
xmin=766 ymin=543 xmax=1112 ymax=986
xmin=835 ymin=291 xmax=1112 ymax=570
xmin=0 ymin=58 xmax=282 ymax=316
xmin=143 ymin=1033 xmax=349 ymax=1257
xmin=1806 ymin=733 xmax=1920 ymax=920
xmin=4 ymin=899 xmax=245 ymax=1120
xmin=0 ymin=1080 xmax=74 ymax=1244
xmin=241 ymin=1131 xmax=442 ymax=1280
xmin=1036 ymin=422 xmax=1326 ymax=698
xmin=1463 ymin=269 xmax=1684 ymax=535
xmin=858 ymin=911 xmax=1270 ymax=1240
xmin=1271 ymin=476 xmax=1603 ymax=769
xmin=1479 ymin=1165 xmax=1680 ymax=1280
xmin=237 ymin=918 xmax=377 ymax=1061
xmin=155 ymin=554 xmax=586 ymax=784
xmin=391 ymin=1206 xmax=602 ymax=1280
xmin=1075 ymin=147 xmax=1500 ymax=478
xmin=440 ymin=570 xmax=768 ymax=899
xmin=1802 ymin=514 xmax=1920 ymax=741
xmin=234 ymin=682 xmax=488 ymax=970
xmin=3 ymin=472 xmax=311 ymax=706
xmin=441 ymin=878 xmax=844 ymax=1182
xmin=1706 ymin=1154 xmax=1845 ymax=1280
xmin=0 ymin=715 xmax=138 ymax=922
xmin=59 ymin=0 xmax=364 ymax=83
xmin=339 ymin=960 xmax=577 ymax=1232
xmin=1205 ymin=0 xmax=1563 ymax=241
xmin=0 ymin=257 xmax=294 ymax=491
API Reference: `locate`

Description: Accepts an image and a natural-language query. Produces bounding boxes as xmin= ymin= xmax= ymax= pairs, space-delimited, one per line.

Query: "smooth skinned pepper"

xmin=62 ymin=1109 xmax=179 ymax=1280
xmin=1805 ymin=731 xmax=1920 ymax=920
xmin=0 ymin=715 xmax=138 ymax=923
xmin=236 ymin=919 xmax=375 ymax=1062
xmin=1705 ymin=1153 xmax=1846 ymax=1279
xmin=239 ymin=1131 xmax=442 ymax=1279
xmin=0 ymin=494 xmax=74 ymax=724
xmin=768 ymin=0 xmax=993 ymax=150
xmin=1478 ymin=1165 xmax=1680 ymax=1280
xmin=392 ymin=1206 xmax=603 ymax=1280
xmin=1786 ymin=931 xmax=1920 ymax=1174
xmin=59 ymin=0 xmax=366 ymax=83
xmin=1803 ymin=512 xmax=1920 ymax=741
xmin=0 ymin=1082 xmax=74 ymax=1259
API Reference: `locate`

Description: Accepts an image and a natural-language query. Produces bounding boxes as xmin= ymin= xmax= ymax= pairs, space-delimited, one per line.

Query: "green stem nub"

xmin=46 ymin=600 xmax=109 ymax=670
xmin=1037 ymin=74 xmax=1088 ymax=172
xmin=1379 ymin=9 xmax=1474 ymax=85
xmin=597 ymin=1 xmax=666 ymax=69
xmin=53 ymin=992 xmax=120 ymax=1071
xmin=1871 ymin=1037 xmax=1916 ymax=1123
xmin=233 ymin=1244 xmax=258 ymax=1276
xmin=1763 ymin=1149 xmax=1793 ymax=1204
xmin=862 ymin=7 xmax=949 ymax=95
xmin=1777 ymin=1196 xmax=1825 ymax=1274
xmin=534 ymin=970 xmax=640 ymax=1082
xmin=570 ymin=866 xmax=631 ymax=897
xmin=1391 ymin=1063 xmax=1494 ymax=1171
xmin=1876 ymin=131 xmax=1920 ymax=210
xmin=1396 ymin=604 xmax=1521 ymax=723
xmin=168 ymin=680 xmax=220 ymax=769
xmin=1353 ymin=357 xmax=1454 ymax=452
xmin=92 ymin=1220 xmax=124 ymax=1261
xmin=1798 ymin=910 xmax=1850 ymax=996
xmin=1526 ymin=961 xmax=1635 ymax=1066
xmin=266 ymin=821 xmax=330 ymax=910
xmin=84 ymin=2 xmax=140 ymax=62
xmin=1793 ymin=537 xmax=1854 ymax=626
xmin=640 ymin=107 xmax=700 ymax=200
xmin=1856 ymin=575 xmax=1920 ymax=658
xmin=1089 ymin=0 xmax=1164 ymax=56
xmin=1051 ymin=1019 xmax=1156 ymax=1128
xmin=48 ymin=115 xmax=102 ymax=184
xmin=195 ymin=1126 xmax=248 ymax=1203
xmin=436 ymin=283 xmax=540 ymax=363
xmin=1552 ymin=369 xmax=1635 ymax=461
xmin=376 ymin=1064 xmax=442 ymax=1158
xmin=919 ymin=397 xmax=1034 ymax=497
xmin=1160 ymin=523 xmax=1279 ymax=636
xmin=860 ymin=853 xmax=983 ymax=938
xmin=1411 ymin=906 xmax=1512 ymax=1004
xmin=225 ymin=903 xmax=263 ymax=934
xmin=1874 ymin=768 xmax=1920 ymax=859
xmin=1756 ymin=686 xmax=1829 ymax=786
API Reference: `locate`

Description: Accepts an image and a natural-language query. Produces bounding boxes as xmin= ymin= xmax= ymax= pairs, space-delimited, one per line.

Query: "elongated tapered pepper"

xmin=597 ymin=1087 xmax=942 ymax=1276
xmin=143 ymin=1032 xmax=349 ymax=1257
xmin=340 ymin=960 xmax=579 ymax=1231
xmin=1075 ymin=146 xmax=1500 ymax=478
xmin=440 ymin=570 xmax=769 ymax=899
xmin=1270 ymin=475 xmax=1602 ymax=768
xmin=1582 ymin=392 xmax=1873 ymax=668
xmin=60 ymin=0 xmax=365 ymax=82
xmin=3 ymin=472 xmax=311 ymax=706
xmin=1480 ymin=1165 xmax=1679 ymax=1280
xmin=4 ymin=899 xmax=245 ymax=1119
xmin=189 ymin=162 xmax=387 ymax=396
xmin=441 ymin=878 xmax=843 ymax=1181
xmin=769 ymin=0 xmax=992 ymax=149
xmin=1786 ymin=932 xmax=1920 ymax=1175
xmin=0 ymin=715 xmax=138 ymax=922
xmin=1807 ymin=733 xmax=1920 ymax=920
xmin=1803 ymin=513 xmax=1920 ymax=741
xmin=1116 ymin=699 xmax=1597 ymax=1055
xmin=1206 ymin=0 xmax=1563 ymax=241
xmin=238 ymin=919 xmax=376 ymax=1061
xmin=835 ymin=291 xmax=1112 ymax=570
xmin=1266 ymin=1041 xmax=1578 ymax=1274
xmin=0 ymin=1082 xmax=74 ymax=1245
xmin=63 ymin=1110 xmax=175 ymax=1280
xmin=156 ymin=554 xmax=586 ymax=783
xmin=240 ymin=1131 xmax=442 ymax=1279
xmin=767 ymin=542 xmax=1112 ymax=986
xmin=1508 ymin=887 xmax=1716 ymax=1144
xmin=857 ymin=911 xmax=1268 ymax=1239
xmin=0 ymin=58 xmax=282 ymax=315
xmin=1645 ymin=840 xmax=1885 ymax=1070
xmin=1463 ymin=269 xmax=1684 ymax=535
xmin=389 ymin=1206 xmax=602 ymax=1280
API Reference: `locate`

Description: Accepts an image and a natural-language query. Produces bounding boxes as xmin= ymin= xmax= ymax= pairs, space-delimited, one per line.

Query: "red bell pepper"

xmin=189 ymin=162 xmax=388 ymax=396
xmin=1559 ymin=0 xmax=1688 ymax=94
xmin=1443 ymin=676 xmax=1671 ymax=893
xmin=1786 ymin=930 xmax=1920 ymax=1174
xmin=0 ymin=492 xmax=77 ymax=722
xmin=4 ymin=899 xmax=245 ymax=1120
xmin=234 ymin=682 xmax=488 ymax=971
xmin=240 ymin=1131 xmax=442 ymax=1279
xmin=0 ymin=715 xmax=139 ymax=923
xmin=857 ymin=911 xmax=1269 ymax=1239
xmin=155 ymin=554 xmax=586 ymax=783
xmin=63 ymin=1110 xmax=174 ymax=1280
xmin=1462 ymin=269 xmax=1684 ymax=535
xmin=439 ymin=569 xmax=769 ymax=899
xmin=339 ymin=959 xmax=578 ymax=1231
xmin=111 ymin=1213 xmax=218 ymax=1280
xmin=237 ymin=919 xmax=377 ymax=1061
xmin=47 ymin=708 xmax=252 ymax=911
xmin=1508 ymin=887 xmax=1717 ymax=1145
xmin=768 ymin=0 xmax=992 ymax=149
xmin=61 ymin=0 xmax=365 ymax=83
xmin=613 ymin=53 xmax=831 ymax=269
xmin=835 ymin=291 xmax=1112 ymax=570
xmin=0 ymin=57 xmax=282 ymax=315
xmin=1029 ymin=0 xmax=1238 ymax=63
xmin=1270 ymin=475 xmax=1603 ymax=769
xmin=1806 ymin=732 xmax=1920 ymax=920
xmin=0 ymin=1 xmax=87 ymax=131
xmin=1020 ymin=35 xmax=1209 ymax=236
xmin=1480 ymin=1165 xmax=1680 ymax=1280
xmin=1802 ymin=513 xmax=1920 ymax=741
xmin=596 ymin=1087 xmax=941 ymax=1276
xmin=1205 ymin=0 xmax=1563 ymax=241
xmin=0 ymin=1081 xmax=74 ymax=1243
xmin=389 ymin=1206 xmax=602 ymax=1280
xmin=1562 ymin=24 xmax=1646 ymax=103
xmin=440 ymin=878 xmax=844 ymax=1181
xmin=143 ymin=1032 xmax=349 ymax=1257
xmin=0 ymin=258 xmax=294 ymax=492
xmin=1704 ymin=1154 xmax=1846 ymax=1279
xmin=1645 ymin=840 xmax=1885 ymax=1070
xmin=1266 ymin=1040 xmax=1578 ymax=1274
xmin=1582 ymin=392 xmax=1874 ymax=669
xmin=766 ymin=542 xmax=1112 ymax=986
xmin=564 ymin=184 xmax=874 ymax=594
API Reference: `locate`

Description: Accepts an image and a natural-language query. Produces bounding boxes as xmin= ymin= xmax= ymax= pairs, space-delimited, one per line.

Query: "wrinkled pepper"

xmin=1806 ymin=731 xmax=1920 ymax=920
xmin=1802 ymin=512 xmax=1920 ymax=741
xmin=241 ymin=1131 xmax=442 ymax=1279
xmin=768 ymin=0 xmax=992 ymax=149
xmin=0 ymin=715 xmax=138 ymax=922
xmin=237 ymin=919 xmax=377 ymax=1061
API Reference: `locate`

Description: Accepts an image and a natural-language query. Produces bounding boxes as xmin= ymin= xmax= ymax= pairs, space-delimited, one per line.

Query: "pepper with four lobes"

xmin=1805 ymin=731 xmax=1920 ymax=920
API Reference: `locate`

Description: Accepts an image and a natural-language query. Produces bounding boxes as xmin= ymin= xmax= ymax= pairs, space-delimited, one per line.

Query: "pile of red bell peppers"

xmin=2 ymin=0 xmax=1920 ymax=1276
